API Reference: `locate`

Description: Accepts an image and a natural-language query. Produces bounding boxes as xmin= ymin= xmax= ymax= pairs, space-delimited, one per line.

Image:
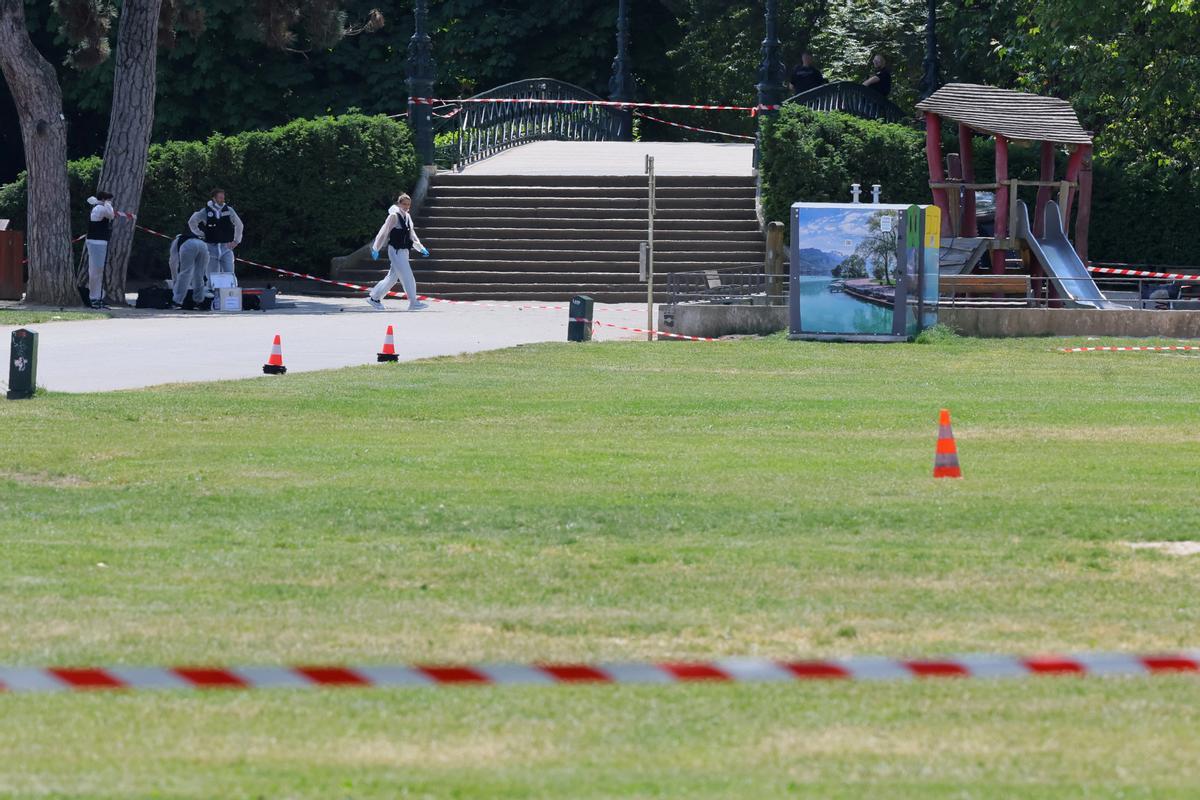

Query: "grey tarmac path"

xmin=0 ymin=295 xmax=648 ymax=393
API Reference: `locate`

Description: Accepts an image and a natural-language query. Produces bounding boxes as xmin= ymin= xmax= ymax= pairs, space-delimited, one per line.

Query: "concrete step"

xmin=418 ymin=216 xmax=761 ymax=231
xmin=421 ymin=236 xmax=764 ymax=251
xmin=423 ymin=196 xmax=751 ymax=210
xmin=413 ymin=249 xmax=763 ymax=264
xmin=432 ymin=173 xmax=755 ymax=188
xmin=340 ymin=260 xmax=757 ymax=281
xmin=430 ymin=185 xmax=756 ymax=200
xmin=418 ymin=227 xmax=762 ymax=242
xmin=420 ymin=205 xmax=757 ymax=221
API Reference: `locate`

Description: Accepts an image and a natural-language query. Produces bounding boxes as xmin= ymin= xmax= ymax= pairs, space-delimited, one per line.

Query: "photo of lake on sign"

xmin=791 ymin=203 xmax=909 ymax=336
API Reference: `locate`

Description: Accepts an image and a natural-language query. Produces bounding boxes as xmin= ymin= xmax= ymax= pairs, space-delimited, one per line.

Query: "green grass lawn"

xmin=0 ymin=309 xmax=109 ymax=326
xmin=1 ymin=335 xmax=1199 ymax=798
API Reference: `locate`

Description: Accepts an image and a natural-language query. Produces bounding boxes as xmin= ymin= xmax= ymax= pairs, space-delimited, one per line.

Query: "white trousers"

xmin=370 ymin=246 xmax=418 ymax=305
xmin=85 ymin=239 xmax=108 ymax=302
xmin=175 ymin=239 xmax=209 ymax=305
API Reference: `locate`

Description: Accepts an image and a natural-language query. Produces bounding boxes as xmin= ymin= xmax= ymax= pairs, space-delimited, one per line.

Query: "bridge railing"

xmin=433 ymin=78 xmax=628 ymax=170
xmin=783 ymin=81 xmax=909 ymax=124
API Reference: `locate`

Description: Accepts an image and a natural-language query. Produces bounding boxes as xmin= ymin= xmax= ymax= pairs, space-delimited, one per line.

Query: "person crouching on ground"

xmin=188 ymin=188 xmax=243 ymax=297
xmin=168 ymin=226 xmax=209 ymax=309
xmin=366 ymin=192 xmax=429 ymax=311
xmin=84 ymin=191 xmax=115 ymax=309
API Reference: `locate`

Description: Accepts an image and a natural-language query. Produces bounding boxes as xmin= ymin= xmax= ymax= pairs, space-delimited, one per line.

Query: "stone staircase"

xmin=335 ymin=173 xmax=764 ymax=303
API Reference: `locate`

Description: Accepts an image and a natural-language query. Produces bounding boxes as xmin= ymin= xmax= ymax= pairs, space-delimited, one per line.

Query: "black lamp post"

xmin=608 ymin=0 xmax=634 ymax=140
xmin=406 ymin=0 xmax=436 ymax=165
xmin=919 ymin=0 xmax=941 ymax=100
xmin=755 ymin=0 xmax=787 ymax=116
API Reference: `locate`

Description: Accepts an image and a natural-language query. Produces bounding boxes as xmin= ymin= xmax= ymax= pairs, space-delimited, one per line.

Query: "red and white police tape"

xmin=410 ymin=97 xmax=779 ymax=115
xmin=633 ymin=111 xmax=756 ymax=141
xmin=1061 ymin=345 xmax=1200 ymax=353
xmin=573 ymin=317 xmax=717 ymax=342
xmin=1089 ymin=265 xmax=1200 ymax=281
xmin=1 ymin=651 xmax=1196 ymax=693
xmin=133 ymin=225 xmax=652 ymax=319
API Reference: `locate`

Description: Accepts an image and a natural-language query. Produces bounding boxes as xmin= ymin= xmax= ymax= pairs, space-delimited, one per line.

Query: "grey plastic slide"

xmin=1015 ymin=200 xmax=1123 ymax=309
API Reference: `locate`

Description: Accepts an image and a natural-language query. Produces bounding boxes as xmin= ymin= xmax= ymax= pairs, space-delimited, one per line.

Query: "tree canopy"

xmin=3 ymin=0 xmax=1199 ymax=184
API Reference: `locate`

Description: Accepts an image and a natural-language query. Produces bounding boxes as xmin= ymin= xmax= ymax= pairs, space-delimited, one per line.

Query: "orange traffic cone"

xmin=377 ymin=324 xmax=398 ymax=362
xmin=262 ymin=334 xmax=287 ymax=375
xmin=933 ymin=408 xmax=961 ymax=478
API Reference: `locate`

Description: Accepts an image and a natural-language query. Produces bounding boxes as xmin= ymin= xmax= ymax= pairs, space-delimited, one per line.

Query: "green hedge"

xmin=759 ymin=106 xmax=928 ymax=230
xmin=759 ymin=106 xmax=1200 ymax=266
xmin=0 ymin=114 xmax=420 ymax=278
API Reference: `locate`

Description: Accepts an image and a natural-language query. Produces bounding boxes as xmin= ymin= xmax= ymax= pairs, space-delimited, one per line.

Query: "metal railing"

xmin=433 ymin=78 xmax=627 ymax=170
xmin=938 ymin=275 xmax=1200 ymax=310
xmin=667 ymin=266 xmax=788 ymax=307
xmin=783 ymin=81 xmax=909 ymax=124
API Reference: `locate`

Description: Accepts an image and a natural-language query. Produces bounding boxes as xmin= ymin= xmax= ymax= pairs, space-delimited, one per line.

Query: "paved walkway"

xmin=1 ymin=296 xmax=648 ymax=393
xmin=458 ymin=142 xmax=755 ymax=176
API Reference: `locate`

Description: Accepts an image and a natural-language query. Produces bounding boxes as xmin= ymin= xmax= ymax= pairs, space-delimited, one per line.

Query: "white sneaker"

xmin=365 ymin=297 xmax=385 ymax=311
xmin=408 ymin=300 xmax=429 ymax=311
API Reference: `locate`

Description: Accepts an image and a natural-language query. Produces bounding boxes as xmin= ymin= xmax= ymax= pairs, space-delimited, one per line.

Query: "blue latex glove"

xmin=370 ymin=248 xmax=380 ymax=261
xmin=417 ymin=245 xmax=430 ymax=257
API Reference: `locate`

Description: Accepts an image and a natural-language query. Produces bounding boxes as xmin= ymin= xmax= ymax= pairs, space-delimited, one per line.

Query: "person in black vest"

xmin=790 ymin=52 xmax=825 ymax=96
xmin=863 ymin=54 xmax=892 ymax=97
xmin=84 ymin=191 xmax=115 ymax=309
xmin=366 ymin=192 xmax=430 ymax=311
xmin=188 ymin=188 xmax=243 ymax=297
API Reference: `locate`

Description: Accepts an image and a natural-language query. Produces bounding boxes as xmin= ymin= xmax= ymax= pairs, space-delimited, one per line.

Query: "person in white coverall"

xmin=168 ymin=229 xmax=209 ymax=308
xmin=84 ymin=191 xmax=115 ymax=308
xmin=366 ymin=192 xmax=429 ymax=311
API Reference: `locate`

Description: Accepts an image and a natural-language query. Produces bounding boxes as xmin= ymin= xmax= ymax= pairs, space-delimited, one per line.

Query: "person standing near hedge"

xmin=84 ymin=191 xmax=116 ymax=309
xmin=188 ymin=188 xmax=243 ymax=290
xmin=365 ymin=192 xmax=429 ymax=311
xmin=863 ymin=54 xmax=892 ymax=98
xmin=790 ymin=52 xmax=825 ymax=96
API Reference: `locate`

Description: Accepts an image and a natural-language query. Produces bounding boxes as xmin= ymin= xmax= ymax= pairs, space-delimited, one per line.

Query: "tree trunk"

xmin=99 ymin=0 xmax=162 ymax=305
xmin=0 ymin=1 xmax=76 ymax=306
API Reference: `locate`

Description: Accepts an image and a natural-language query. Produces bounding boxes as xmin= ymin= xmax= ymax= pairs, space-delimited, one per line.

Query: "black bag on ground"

xmin=135 ymin=285 xmax=174 ymax=309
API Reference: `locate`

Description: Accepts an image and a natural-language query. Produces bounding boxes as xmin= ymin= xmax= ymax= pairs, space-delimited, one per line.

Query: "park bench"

xmin=940 ymin=274 xmax=1032 ymax=304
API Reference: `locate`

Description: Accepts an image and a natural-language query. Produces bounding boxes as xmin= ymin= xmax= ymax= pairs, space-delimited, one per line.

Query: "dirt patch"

xmin=1123 ymin=541 xmax=1200 ymax=557
xmin=0 ymin=470 xmax=95 ymax=488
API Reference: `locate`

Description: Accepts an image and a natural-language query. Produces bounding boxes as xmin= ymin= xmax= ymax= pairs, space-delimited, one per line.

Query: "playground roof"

xmin=916 ymin=83 xmax=1093 ymax=145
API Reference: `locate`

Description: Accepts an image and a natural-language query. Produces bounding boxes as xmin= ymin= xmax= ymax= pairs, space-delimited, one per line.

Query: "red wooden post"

xmin=991 ymin=135 xmax=1009 ymax=274
xmin=1074 ymin=149 xmax=1094 ymax=261
xmin=1063 ymin=144 xmax=1087 ymax=229
xmin=958 ymin=123 xmax=977 ymax=237
xmin=1034 ymin=141 xmax=1055 ymax=238
xmin=924 ymin=112 xmax=950 ymax=220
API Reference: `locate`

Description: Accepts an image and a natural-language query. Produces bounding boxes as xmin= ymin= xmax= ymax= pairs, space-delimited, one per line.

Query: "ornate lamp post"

xmin=406 ymin=0 xmax=437 ymax=166
xmin=755 ymin=0 xmax=787 ymax=116
xmin=608 ymin=0 xmax=635 ymax=140
xmin=919 ymin=0 xmax=941 ymax=100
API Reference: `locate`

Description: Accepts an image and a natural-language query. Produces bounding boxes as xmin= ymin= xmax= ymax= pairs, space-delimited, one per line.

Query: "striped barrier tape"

xmin=1089 ymin=266 xmax=1200 ymax=281
xmin=573 ymin=317 xmax=717 ymax=342
xmin=1061 ymin=345 xmax=1200 ymax=353
xmin=633 ymin=111 xmax=756 ymax=141
xmin=410 ymin=97 xmax=780 ymax=115
xmin=1 ymin=652 xmax=1196 ymax=693
xmin=134 ymin=225 xmax=646 ymax=316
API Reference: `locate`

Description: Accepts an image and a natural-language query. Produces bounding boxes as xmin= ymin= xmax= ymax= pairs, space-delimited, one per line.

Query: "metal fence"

xmin=433 ymin=79 xmax=627 ymax=171
xmin=667 ymin=267 xmax=788 ymax=307
xmin=782 ymin=82 xmax=909 ymax=124
xmin=939 ymin=275 xmax=1200 ymax=310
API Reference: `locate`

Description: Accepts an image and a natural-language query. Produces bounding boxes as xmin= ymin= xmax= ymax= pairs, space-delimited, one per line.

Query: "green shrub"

xmin=759 ymin=106 xmax=928 ymax=232
xmin=0 ymin=114 xmax=419 ymax=278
